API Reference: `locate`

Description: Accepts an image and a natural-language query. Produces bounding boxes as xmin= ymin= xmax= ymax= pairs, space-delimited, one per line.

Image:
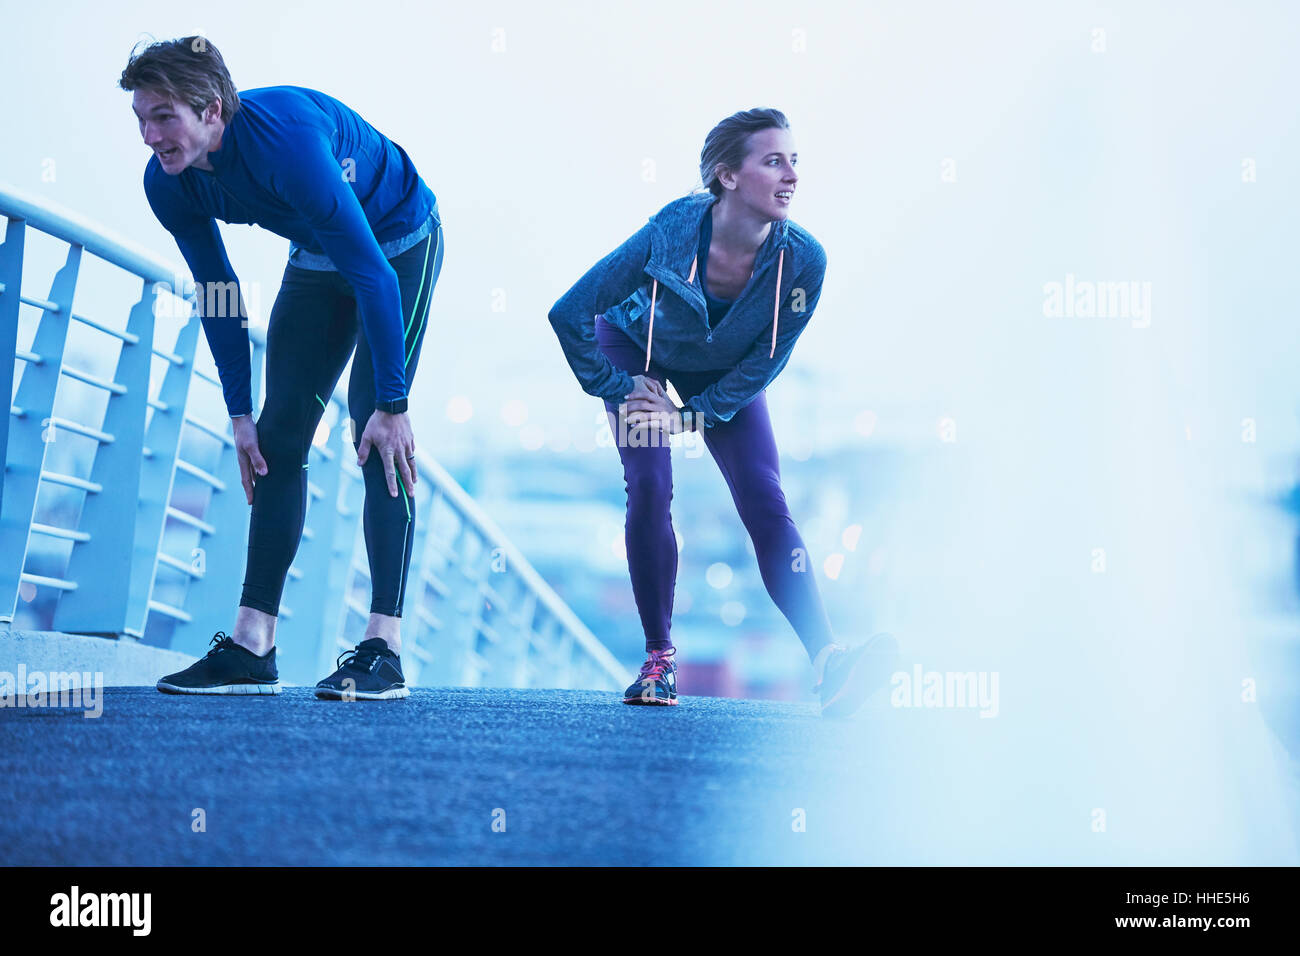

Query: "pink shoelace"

xmin=638 ymin=648 xmax=676 ymax=680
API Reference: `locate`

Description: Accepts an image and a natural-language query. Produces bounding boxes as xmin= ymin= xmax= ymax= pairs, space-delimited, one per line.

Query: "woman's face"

xmin=718 ymin=126 xmax=798 ymax=221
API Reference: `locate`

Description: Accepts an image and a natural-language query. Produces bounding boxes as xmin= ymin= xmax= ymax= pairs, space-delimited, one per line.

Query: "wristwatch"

xmin=375 ymin=396 xmax=408 ymax=414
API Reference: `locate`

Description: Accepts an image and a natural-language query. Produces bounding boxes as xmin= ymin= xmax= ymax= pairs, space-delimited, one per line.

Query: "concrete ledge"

xmin=0 ymin=627 xmax=194 ymax=687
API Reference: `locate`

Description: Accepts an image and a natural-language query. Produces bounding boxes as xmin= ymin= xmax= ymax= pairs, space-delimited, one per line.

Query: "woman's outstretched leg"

xmin=698 ymin=390 xmax=835 ymax=661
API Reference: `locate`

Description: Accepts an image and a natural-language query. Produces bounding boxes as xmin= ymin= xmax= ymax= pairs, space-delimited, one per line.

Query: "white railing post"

xmin=53 ymin=280 xmax=154 ymax=635
xmin=0 ymin=217 xmax=24 ymax=529
xmin=0 ymin=244 xmax=82 ymax=623
xmin=125 ymin=302 xmax=201 ymax=639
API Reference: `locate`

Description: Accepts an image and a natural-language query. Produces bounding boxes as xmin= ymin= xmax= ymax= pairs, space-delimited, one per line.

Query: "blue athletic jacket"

xmin=547 ymin=191 xmax=827 ymax=428
xmin=142 ymin=85 xmax=438 ymax=417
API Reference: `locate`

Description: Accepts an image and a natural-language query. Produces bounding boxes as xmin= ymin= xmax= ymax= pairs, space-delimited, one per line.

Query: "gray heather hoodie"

xmin=547 ymin=191 xmax=827 ymax=428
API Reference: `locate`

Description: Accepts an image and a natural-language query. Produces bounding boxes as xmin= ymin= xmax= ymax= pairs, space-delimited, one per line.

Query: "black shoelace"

xmin=336 ymin=644 xmax=385 ymax=674
xmin=204 ymin=631 xmax=237 ymax=657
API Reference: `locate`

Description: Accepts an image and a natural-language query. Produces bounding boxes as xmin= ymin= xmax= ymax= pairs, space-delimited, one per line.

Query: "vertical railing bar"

xmin=0 ymin=242 xmax=81 ymax=624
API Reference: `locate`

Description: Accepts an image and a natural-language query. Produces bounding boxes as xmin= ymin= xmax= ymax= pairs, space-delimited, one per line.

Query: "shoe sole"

xmin=156 ymin=680 xmax=281 ymax=695
xmin=313 ymin=685 xmax=410 ymax=701
xmin=622 ymin=696 xmax=678 ymax=706
xmin=821 ymin=633 xmax=899 ymax=718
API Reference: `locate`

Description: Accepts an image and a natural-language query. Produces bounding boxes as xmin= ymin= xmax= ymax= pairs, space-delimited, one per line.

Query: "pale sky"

xmin=3 ymin=0 xmax=1294 ymax=464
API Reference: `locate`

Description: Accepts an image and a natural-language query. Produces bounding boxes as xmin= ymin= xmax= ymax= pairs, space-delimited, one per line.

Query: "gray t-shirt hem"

xmin=288 ymin=208 xmax=438 ymax=271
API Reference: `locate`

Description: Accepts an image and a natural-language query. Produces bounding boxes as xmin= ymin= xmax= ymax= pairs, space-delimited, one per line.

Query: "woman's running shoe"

xmin=623 ymin=646 xmax=678 ymax=705
xmin=156 ymin=631 xmax=281 ymax=695
xmin=812 ymin=632 xmax=899 ymax=718
xmin=314 ymin=638 xmax=410 ymax=700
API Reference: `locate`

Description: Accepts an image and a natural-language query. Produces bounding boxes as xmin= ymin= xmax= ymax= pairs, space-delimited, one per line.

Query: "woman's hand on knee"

xmin=626 ymin=374 xmax=665 ymax=402
xmin=624 ymin=375 xmax=668 ymax=414
xmin=232 ymin=415 xmax=267 ymax=505
xmin=624 ymin=376 xmax=682 ymax=432
xmin=357 ymin=410 xmax=418 ymax=498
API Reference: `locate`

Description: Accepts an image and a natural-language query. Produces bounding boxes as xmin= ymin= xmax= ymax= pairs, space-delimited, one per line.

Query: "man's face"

xmin=132 ymin=88 xmax=218 ymax=174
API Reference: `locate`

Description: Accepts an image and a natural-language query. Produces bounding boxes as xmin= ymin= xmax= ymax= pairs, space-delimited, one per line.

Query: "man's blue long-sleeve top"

xmin=142 ymin=85 xmax=437 ymax=417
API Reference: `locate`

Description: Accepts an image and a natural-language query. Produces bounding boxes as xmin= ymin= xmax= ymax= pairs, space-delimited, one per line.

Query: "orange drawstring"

xmin=770 ymin=247 xmax=784 ymax=358
xmin=645 ymin=278 xmax=657 ymax=371
xmin=645 ymin=254 xmax=698 ymax=371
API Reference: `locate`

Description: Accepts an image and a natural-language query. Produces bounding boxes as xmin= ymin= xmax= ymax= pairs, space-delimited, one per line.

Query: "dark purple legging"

xmin=596 ymin=315 xmax=835 ymax=659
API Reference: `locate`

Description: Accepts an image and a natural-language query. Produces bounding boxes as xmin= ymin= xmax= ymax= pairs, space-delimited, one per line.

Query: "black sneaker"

xmin=314 ymin=638 xmax=409 ymax=700
xmin=156 ymin=631 xmax=281 ymax=695
xmin=813 ymin=632 xmax=899 ymax=718
xmin=622 ymin=646 xmax=678 ymax=705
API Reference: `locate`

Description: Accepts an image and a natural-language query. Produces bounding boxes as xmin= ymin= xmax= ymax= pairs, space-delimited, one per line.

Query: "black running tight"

xmin=239 ymin=224 xmax=444 ymax=618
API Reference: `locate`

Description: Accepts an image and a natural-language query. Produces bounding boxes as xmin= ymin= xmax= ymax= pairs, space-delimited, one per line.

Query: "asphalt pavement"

xmin=0 ymin=686 xmax=891 ymax=865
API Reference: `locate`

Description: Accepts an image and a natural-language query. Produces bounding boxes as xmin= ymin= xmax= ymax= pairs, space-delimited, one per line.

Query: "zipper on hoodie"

xmin=702 ymin=214 xmax=785 ymax=343
xmin=648 ymin=202 xmax=785 ymax=355
xmin=703 ymin=244 xmax=776 ymax=344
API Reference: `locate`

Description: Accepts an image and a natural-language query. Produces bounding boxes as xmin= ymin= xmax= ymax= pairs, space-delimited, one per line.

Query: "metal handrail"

xmin=0 ymin=182 xmax=191 ymax=294
xmin=413 ymin=449 xmax=625 ymax=680
xmin=1 ymin=180 xmax=626 ymax=691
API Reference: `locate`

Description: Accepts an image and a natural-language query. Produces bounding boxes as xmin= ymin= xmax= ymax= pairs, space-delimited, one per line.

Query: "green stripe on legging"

xmin=404 ymin=227 xmax=439 ymax=368
xmin=393 ymin=478 xmax=412 ymax=608
xmin=308 ymin=395 xmax=325 ymax=470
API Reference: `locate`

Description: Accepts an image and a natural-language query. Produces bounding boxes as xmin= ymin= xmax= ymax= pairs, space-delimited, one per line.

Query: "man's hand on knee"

xmin=232 ymin=415 xmax=268 ymax=505
xmin=357 ymin=410 xmax=418 ymax=498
